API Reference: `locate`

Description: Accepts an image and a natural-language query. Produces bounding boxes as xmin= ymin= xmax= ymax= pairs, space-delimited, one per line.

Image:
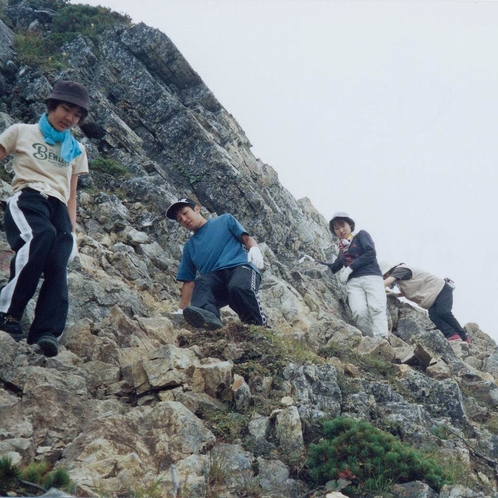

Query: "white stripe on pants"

xmin=347 ymin=275 xmax=388 ymax=337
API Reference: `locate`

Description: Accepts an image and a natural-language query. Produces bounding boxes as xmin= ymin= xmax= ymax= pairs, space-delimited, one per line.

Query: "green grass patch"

xmin=201 ymin=406 xmax=250 ymax=443
xmin=12 ymin=1 xmax=130 ymax=68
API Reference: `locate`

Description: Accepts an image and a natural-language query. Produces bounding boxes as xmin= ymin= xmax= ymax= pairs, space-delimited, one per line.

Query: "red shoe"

xmin=447 ymin=334 xmax=462 ymax=341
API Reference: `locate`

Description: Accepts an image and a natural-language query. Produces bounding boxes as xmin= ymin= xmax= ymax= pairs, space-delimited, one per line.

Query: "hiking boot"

xmin=447 ymin=334 xmax=462 ymax=341
xmin=37 ymin=334 xmax=58 ymax=357
xmin=183 ymin=306 xmax=223 ymax=330
xmin=0 ymin=313 xmax=22 ymax=342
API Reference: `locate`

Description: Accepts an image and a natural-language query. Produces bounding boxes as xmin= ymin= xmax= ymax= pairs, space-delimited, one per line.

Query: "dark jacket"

xmin=327 ymin=230 xmax=382 ymax=281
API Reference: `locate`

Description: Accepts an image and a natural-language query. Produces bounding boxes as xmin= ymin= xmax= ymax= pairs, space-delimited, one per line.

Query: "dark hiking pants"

xmin=192 ymin=265 xmax=267 ymax=326
xmin=0 ymin=189 xmax=73 ymax=343
xmin=428 ymin=283 xmax=467 ymax=340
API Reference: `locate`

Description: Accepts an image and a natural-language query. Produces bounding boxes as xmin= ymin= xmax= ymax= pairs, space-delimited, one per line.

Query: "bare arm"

xmin=241 ymin=233 xmax=258 ymax=249
xmin=67 ymin=174 xmax=79 ymax=231
xmin=0 ymin=144 xmax=7 ymax=162
xmin=179 ymin=281 xmax=195 ymax=309
xmin=384 ymin=276 xmax=403 ymax=297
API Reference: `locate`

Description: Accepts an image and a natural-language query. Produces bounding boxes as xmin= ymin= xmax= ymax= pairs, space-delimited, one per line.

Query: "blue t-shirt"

xmin=176 ymin=213 xmax=257 ymax=281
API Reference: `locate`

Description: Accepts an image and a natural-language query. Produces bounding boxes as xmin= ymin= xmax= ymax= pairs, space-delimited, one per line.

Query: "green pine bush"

xmin=0 ymin=456 xmax=21 ymax=493
xmin=308 ymin=417 xmax=452 ymax=495
xmin=0 ymin=456 xmax=73 ymax=494
xmin=42 ymin=467 xmax=72 ymax=490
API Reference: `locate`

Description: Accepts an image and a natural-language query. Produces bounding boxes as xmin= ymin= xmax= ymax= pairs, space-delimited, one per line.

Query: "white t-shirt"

xmin=0 ymin=123 xmax=89 ymax=204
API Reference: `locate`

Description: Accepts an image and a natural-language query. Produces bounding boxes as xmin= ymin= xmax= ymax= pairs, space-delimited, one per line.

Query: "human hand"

xmin=248 ymin=246 xmax=264 ymax=270
xmin=172 ymin=309 xmax=184 ymax=315
xmin=339 ymin=266 xmax=352 ymax=283
xmin=68 ymin=233 xmax=78 ymax=263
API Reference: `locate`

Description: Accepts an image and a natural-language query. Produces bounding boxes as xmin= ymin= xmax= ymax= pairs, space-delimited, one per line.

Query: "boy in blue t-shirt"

xmin=166 ymin=198 xmax=267 ymax=329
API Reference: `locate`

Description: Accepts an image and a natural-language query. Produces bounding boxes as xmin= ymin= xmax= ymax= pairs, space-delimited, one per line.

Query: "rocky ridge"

xmin=0 ymin=3 xmax=498 ymax=497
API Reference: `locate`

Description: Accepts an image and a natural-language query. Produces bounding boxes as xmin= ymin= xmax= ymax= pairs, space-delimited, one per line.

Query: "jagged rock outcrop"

xmin=1 ymin=3 xmax=498 ymax=497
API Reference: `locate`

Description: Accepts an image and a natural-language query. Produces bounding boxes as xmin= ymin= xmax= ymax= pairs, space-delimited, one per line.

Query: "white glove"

xmin=172 ymin=309 xmax=184 ymax=315
xmin=248 ymin=246 xmax=264 ymax=270
xmin=339 ymin=266 xmax=352 ymax=283
xmin=298 ymin=254 xmax=315 ymax=263
xmin=68 ymin=233 xmax=78 ymax=263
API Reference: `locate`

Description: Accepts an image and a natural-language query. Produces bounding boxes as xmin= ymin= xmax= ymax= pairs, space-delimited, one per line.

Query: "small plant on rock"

xmin=430 ymin=423 xmax=453 ymax=440
xmin=90 ymin=157 xmax=130 ymax=177
xmin=308 ymin=417 xmax=452 ymax=496
xmin=0 ymin=456 xmax=21 ymax=493
xmin=201 ymin=407 xmax=249 ymax=443
xmin=207 ymin=451 xmax=232 ymax=497
xmin=359 ymin=355 xmax=397 ymax=381
xmin=0 ymin=456 xmax=74 ymax=495
xmin=488 ymin=415 xmax=498 ymax=435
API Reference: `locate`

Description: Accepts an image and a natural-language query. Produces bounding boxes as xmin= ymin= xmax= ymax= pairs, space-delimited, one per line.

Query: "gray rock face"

xmin=0 ymin=6 xmax=497 ymax=497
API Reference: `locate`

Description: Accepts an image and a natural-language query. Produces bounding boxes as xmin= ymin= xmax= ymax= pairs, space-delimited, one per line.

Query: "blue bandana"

xmin=38 ymin=113 xmax=82 ymax=163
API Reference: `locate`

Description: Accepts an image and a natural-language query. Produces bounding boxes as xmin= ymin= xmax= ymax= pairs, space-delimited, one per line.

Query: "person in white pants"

xmin=316 ymin=212 xmax=389 ymax=339
xmin=347 ymin=275 xmax=388 ymax=338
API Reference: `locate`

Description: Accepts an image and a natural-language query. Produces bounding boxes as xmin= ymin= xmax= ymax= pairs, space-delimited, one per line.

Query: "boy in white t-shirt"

xmin=0 ymin=80 xmax=89 ymax=356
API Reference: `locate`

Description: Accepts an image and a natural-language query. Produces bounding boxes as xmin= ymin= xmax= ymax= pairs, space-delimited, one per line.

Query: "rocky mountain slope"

xmin=1 ymin=2 xmax=498 ymax=497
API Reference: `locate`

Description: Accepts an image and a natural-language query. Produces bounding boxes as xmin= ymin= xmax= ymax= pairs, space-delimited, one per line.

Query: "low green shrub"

xmin=0 ymin=456 xmax=74 ymax=494
xmin=0 ymin=456 xmax=21 ymax=492
xmin=51 ymin=3 xmax=130 ymax=43
xmin=13 ymin=32 xmax=66 ymax=70
xmin=308 ymin=417 xmax=452 ymax=496
xmin=430 ymin=423 xmax=453 ymax=440
xmin=13 ymin=2 xmax=130 ymax=67
xmin=201 ymin=407 xmax=249 ymax=443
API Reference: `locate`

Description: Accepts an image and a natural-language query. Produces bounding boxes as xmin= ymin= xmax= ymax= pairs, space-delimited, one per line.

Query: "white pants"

xmin=347 ymin=275 xmax=388 ymax=337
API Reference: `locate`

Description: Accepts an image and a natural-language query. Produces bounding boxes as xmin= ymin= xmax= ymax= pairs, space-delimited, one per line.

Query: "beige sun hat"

xmin=329 ymin=212 xmax=355 ymax=235
xmin=379 ymin=261 xmax=403 ymax=276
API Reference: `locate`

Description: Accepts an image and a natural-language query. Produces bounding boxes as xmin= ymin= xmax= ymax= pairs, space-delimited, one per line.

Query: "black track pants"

xmin=0 ymin=189 xmax=73 ymax=342
xmin=428 ymin=283 xmax=467 ymax=340
xmin=191 ymin=265 xmax=267 ymax=326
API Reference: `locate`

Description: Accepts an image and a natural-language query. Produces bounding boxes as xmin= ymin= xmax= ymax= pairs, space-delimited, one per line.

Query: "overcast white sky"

xmin=79 ymin=0 xmax=498 ymax=342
